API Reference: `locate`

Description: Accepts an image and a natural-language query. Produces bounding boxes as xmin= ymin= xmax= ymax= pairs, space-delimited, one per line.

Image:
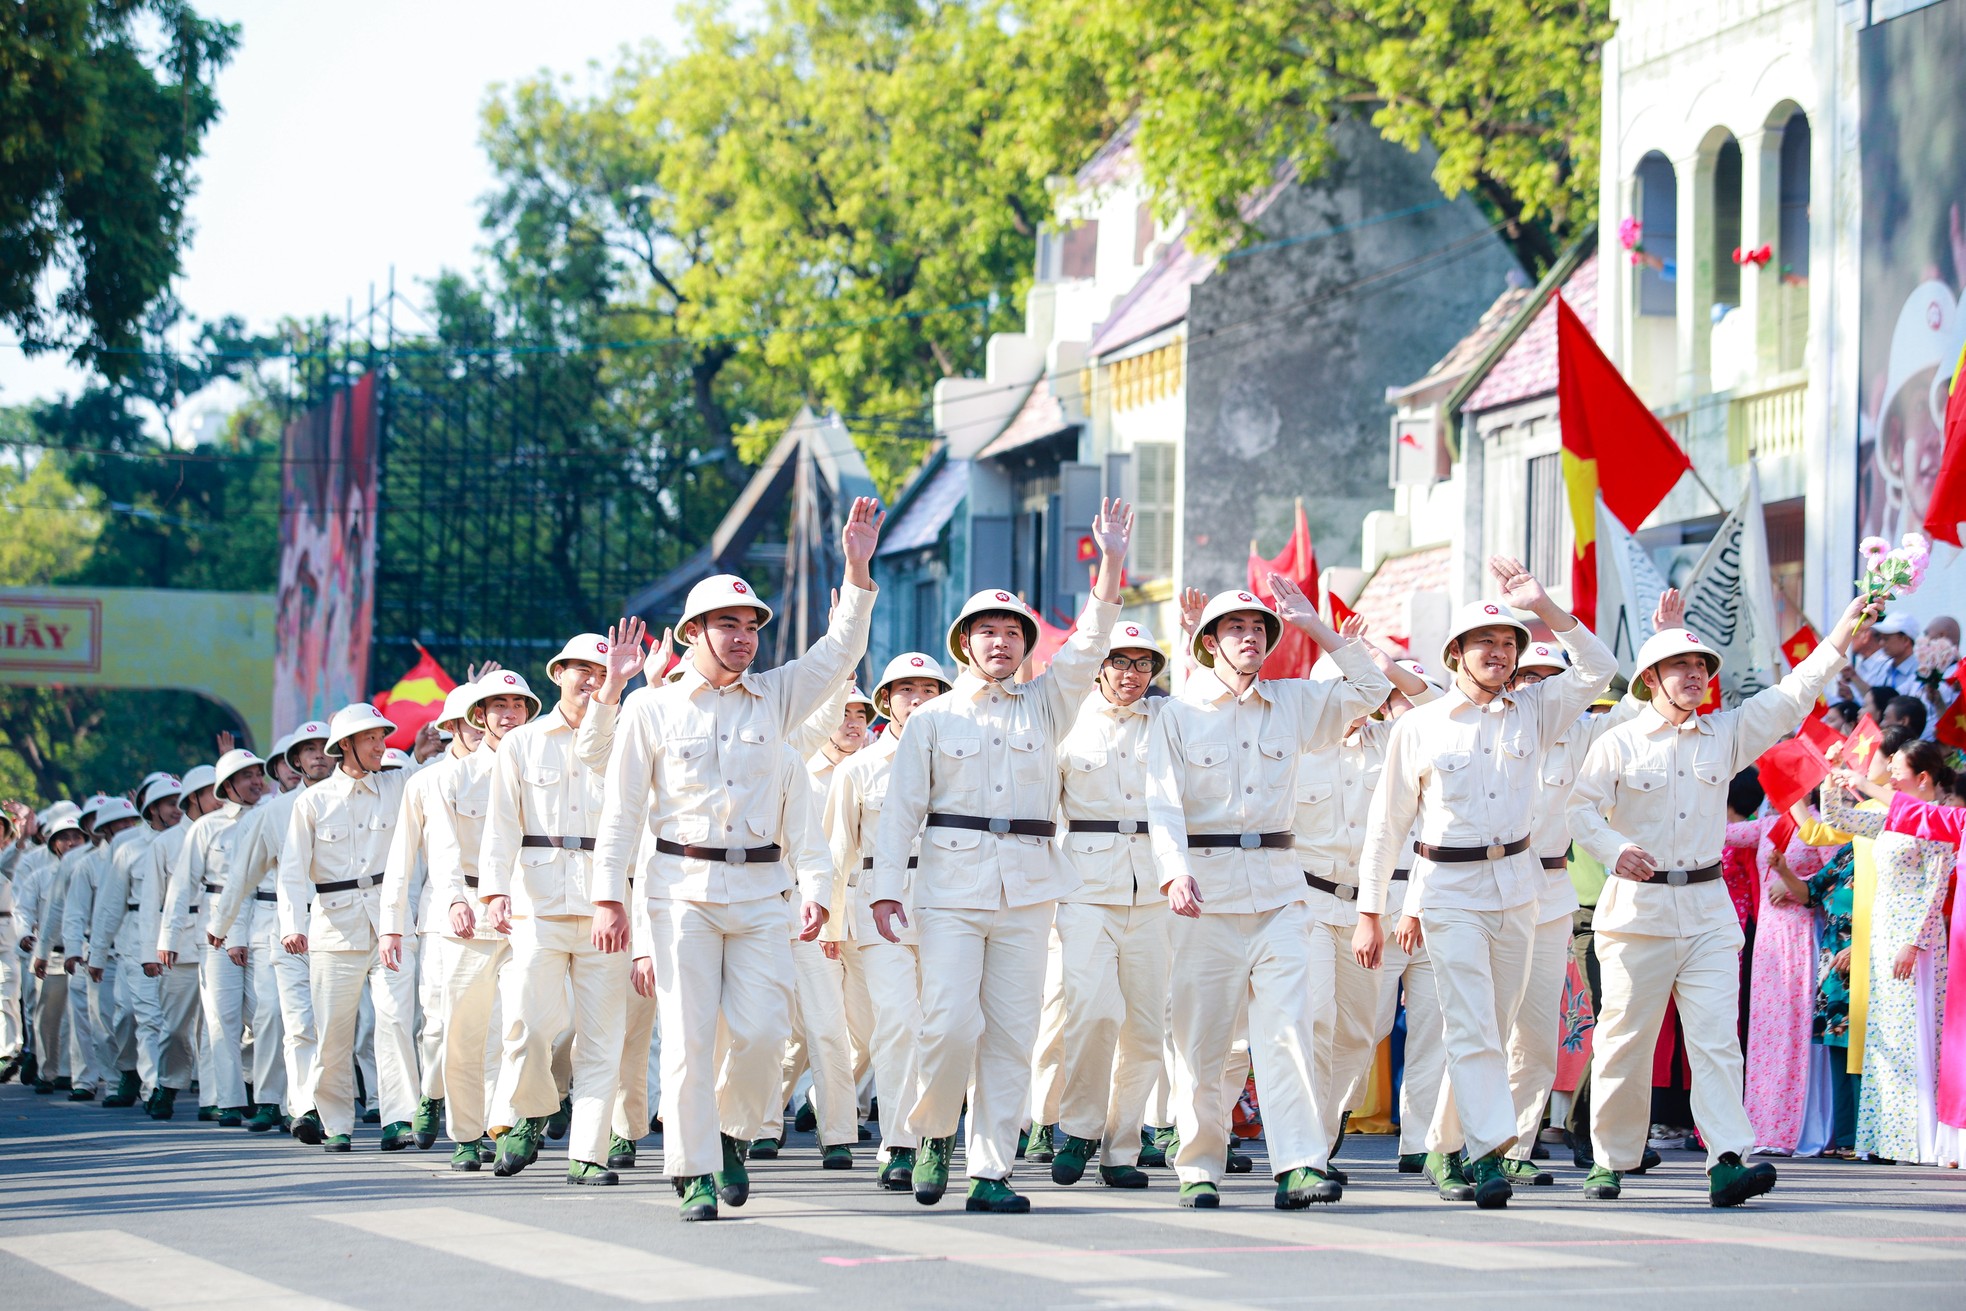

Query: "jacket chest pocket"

xmin=1431 ymin=750 xmax=1474 ymax=803
xmin=1624 ymin=767 xmax=1669 ymax=812
xmin=1497 ymin=733 xmax=1534 ymax=788
xmin=1690 ymin=749 xmax=1728 ymax=786
xmin=1295 ymin=780 xmax=1336 ymax=827
xmin=1256 ymin=738 xmax=1294 ymax=794
xmin=937 ymin=737 xmax=982 ymax=796
xmin=726 ymin=723 xmax=772 ymax=779
xmin=315 ymin=823 xmax=349 ymax=848
xmin=663 ymin=738 xmax=711 ymax=792
xmin=1064 ymin=749 xmax=1111 ymax=804
xmin=1541 ymin=741 xmax=1574 ymax=790
xmin=1187 ymin=742 xmax=1231 ymax=799
xmin=1008 ymin=733 xmax=1047 ymax=785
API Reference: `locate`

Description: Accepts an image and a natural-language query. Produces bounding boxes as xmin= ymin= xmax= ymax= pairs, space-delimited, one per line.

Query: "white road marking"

xmin=322 ymin=1205 xmax=808 ymax=1301
xmin=1502 ymin=1207 xmax=1966 ymax=1262
xmin=0 ymin=1230 xmax=355 ymax=1311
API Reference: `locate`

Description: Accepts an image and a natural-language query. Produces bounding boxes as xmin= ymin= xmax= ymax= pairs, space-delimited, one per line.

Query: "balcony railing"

xmin=1725 ymin=374 xmax=1808 ymax=465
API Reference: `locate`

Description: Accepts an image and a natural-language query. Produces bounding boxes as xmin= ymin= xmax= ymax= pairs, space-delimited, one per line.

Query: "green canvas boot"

xmin=1708 ymin=1153 xmax=1777 ymax=1208
xmin=1051 ymin=1133 xmax=1097 ymax=1185
xmin=152 ymin=1087 xmax=180 ymax=1120
xmin=1397 ymin=1152 xmax=1424 ymax=1174
xmin=1500 ymin=1156 xmax=1554 ymax=1186
xmin=545 ymin=1095 xmax=573 ymax=1140
xmin=323 ymin=1134 xmax=353 ymax=1153
xmin=1138 ymin=1127 xmax=1168 ymax=1168
xmin=716 ymin=1133 xmax=751 ymax=1207
xmin=1274 ymin=1166 xmax=1343 ymax=1209
xmin=1225 ymin=1143 xmax=1253 ymax=1174
xmin=821 ymin=1143 xmax=854 ymax=1170
xmin=51 ymin=1075 xmax=72 ymax=1091
xmin=245 ymin=1103 xmax=281 ymax=1133
xmin=450 ymin=1142 xmax=482 ymax=1172
xmin=1466 ymin=1152 xmax=1513 ymax=1210
xmin=965 ymin=1178 xmax=1030 ymax=1213
xmin=1582 ymin=1164 xmax=1622 ymax=1199
xmin=380 ymin=1120 xmax=415 ymax=1151
xmin=1027 ymin=1124 xmax=1055 ymax=1162
xmin=493 ymin=1119 xmax=544 ymax=1177
xmin=67 ymin=1083 xmax=96 ymax=1102
xmin=197 ymin=1104 xmax=218 ymax=1121
xmin=678 ymin=1174 xmax=718 ymax=1222
xmin=567 ymin=1160 xmax=618 ymax=1186
xmin=1628 ymin=1146 xmax=1664 ymax=1175
xmin=1098 ymin=1163 xmax=1149 ymax=1189
xmin=913 ymin=1135 xmax=955 ymax=1205
xmin=1177 ymin=1180 xmax=1220 ymax=1208
xmin=794 ymin=1097 xmax=818 ymax=1133
xmin=748 ymin=1137 xmax=781 ymax=1160
xmin=289 ymin=1108 xmax=323 ymax=1143
xmin=476 ymin=1136 xmax=496 ymax=1164
xmin=878 ymin=1146 xmax=914 ymax=1191
xmin=607 ymin=1134 xmax=638 ymax=1170
xmin=102 ymin=1071 xmax=141 ymax=1108
xmin=413 ymin=1096 xmax=443 ymax=1149
xmin=218 ymin=1106 xmax=246 ymax=1128
xmin=361 ymin=1104 xmax=380 ymax=1125
xmin=1425 ymin=1151 xmax=1474 ymax=1202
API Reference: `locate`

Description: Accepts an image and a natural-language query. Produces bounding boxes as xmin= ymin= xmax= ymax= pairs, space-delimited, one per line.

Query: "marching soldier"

xmin=1567 ymin=591 xmax=1873 ymax=1205
xmin=145 ymin=767 xmax=215 ymax=1119
xmin=479 ymin=633 xmax=632 ymax=1184
xmin=1147 ymin=578 xmax=1389 ymax=1210
xmin=868 ymin=498 xmax=1131 ymax=1215
xmin=594 ymin=498 xmax=881 ymax=1220
xmin=825 ymin=652 xmax=951 ymax=1190
xmin=1356 ymin=558 xmax=1614 ymax=1209
xmin=277 ymin=705 xmax=415 ymax=1152
xmin=69 ymin=797 xmax=148 ymax=1109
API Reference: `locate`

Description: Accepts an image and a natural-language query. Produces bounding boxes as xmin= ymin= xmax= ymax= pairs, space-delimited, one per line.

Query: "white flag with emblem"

xmin=1678 ymin=464 xmax=1783 ymax=709
xmin=1595 ymin=491 xmax=1671 ymax=671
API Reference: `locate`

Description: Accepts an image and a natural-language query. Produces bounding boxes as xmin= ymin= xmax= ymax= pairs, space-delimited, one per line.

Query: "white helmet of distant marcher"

xmin=323 ymin=704 xmax=396 ymax=759
xmin=678 ymin=575 xmax=774 ymax=636
xmin=380 ymin=747 xmax=413 ymax=770
xmin=137 ymin=776 xmax=181 ymax=816
xmin=283 ymin=720 xmax=330 ymax=768
xmin=844 ymin=685 xmax=877 ymax=718
xmin=1629 ymin=627 xmax=1723 ymax=702
xmin=435 ymin=683 xmax=478 ymax=732
xmin=1108 ymin=620 xmax=1167 ymax=677
xmin=93 ymin=797 xmax=140 ymax=828
xmin=1190 ymin=589 xmax=1281 ymax=669
xmin=178 ymin=764 xmax=218 ymax=800
xmin=547 ymin=633 xmax=613 ymax=680
xmin=213 ymin=748 xmax=265 ymax=797
xmin=43 ymin=807 xmax=84 ymax=842
xmin=1438 ymin=600 xmax=1533 ymax=674
xmin=946 ymin=589 xmax=1042 ymax=668
xmin=78 ymin=793 xmax=111 ymax=820
xmin=1517 ymin=642 xmax=1568 ymax=675
xmin=873 ymin=652 xmax=952 ymax=717
xmin=1396 ymin=658 xmax=1447 ymax=695
xmin=466 ymin=670 xmax=543 ymax=728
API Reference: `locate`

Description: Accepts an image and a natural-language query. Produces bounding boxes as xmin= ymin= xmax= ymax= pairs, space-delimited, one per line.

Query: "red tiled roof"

xmin=977 ymin=376 xmax=1071 ymax=461
xmin=1391 ymin=285 xmax=1537 ymax=401
xmin=1351 ymin=544 xmax=1452 ymax=646
xmin=1462 ymin=252 xmax=1598 ymax=414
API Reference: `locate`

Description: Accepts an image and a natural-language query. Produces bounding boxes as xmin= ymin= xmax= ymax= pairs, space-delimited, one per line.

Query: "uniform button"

xmin=993 ymin=737 xmax=1002 ymax=745
xmin=726 ymin=779 xmax=734 ymax=786
xmin=1489 ymin=792 xmax=1497 ymax=798
xmin=1679 ymin=812 xmax=1687 ymax=819
xmin=1242 ymin=740 xmax=1250 ymax=748
xmin=1124 ymin=793 xmax=1132 ymax=800
xmin=1483 ymin=747 xmax=1491 ymax=754
xmin=1678 ymin=770 xmax=1685 ymax=777
xmin=721 ymin=734 xmax=729 ymax=742
xmin=1245 ymin=786 xmax=1254 ymax=794
xmin=995 ymin=785 xmax=1003 ymax=792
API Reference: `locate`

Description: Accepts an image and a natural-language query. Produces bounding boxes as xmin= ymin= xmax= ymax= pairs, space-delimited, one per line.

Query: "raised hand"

xmin=1339 ymin=613 xmax=1369 ymax=644
xmin=466 ymin=659 xmax=502 ymax=683
xmin=215 ymin=730 xmax=235 ymax=756
xmin=1091 ymin=497 xmax=1135 ymax=560
xmin=841 ymin=496 xmax=885 ymax=575
xmin=651 ymin=626 xmax=676 ymax=678
xmin=1488 ymin=556 xmax=1550 ymax=613
xmin=1653 ymin=587 xmax=1686 ymax=632
xmin=1178 ymin=586 xmax=1208 ymax=637
xmin=1269 ymin=573 xmax=1317 ymax=630
xmin=606 ymin=617 xmax=649 ymax=683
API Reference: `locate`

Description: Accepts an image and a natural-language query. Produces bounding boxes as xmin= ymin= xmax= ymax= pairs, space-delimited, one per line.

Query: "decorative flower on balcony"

xmin=1619 ymin=217 xmax=1644 ymax=264
xmin=1732 ymin=244 xmax=1773 ymax=268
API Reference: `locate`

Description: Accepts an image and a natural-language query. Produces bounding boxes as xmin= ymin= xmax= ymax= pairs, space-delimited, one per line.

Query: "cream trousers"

xmin=273 ymin=945 xmax=316 ymax=1114
xmin=1054 ymin=900 xmax=1171 ymax=1165
xmin=850 ymin=939 xmax=922 ymax=1150
xmin=1028 ymin=923 xmax=1066 ymax=1127
xmin=1504 ymin=913 xmax=1574 ymax=1160
xmin=614 ymin=981 xmax=658 ymax=1141
xmin=438 ymin=933 xmax=509 ymax=1144
xmin=1309 ymin=917 xmax=1383 ymax=1147
xmin=246 ymin=943 xmax=286 ymax=1108
xmin=199 ymin=944 xmax=248 ymax=1108
xmin=768 ymin=937 xmax=856 ymax=1147
xmin=490 ymin=914 xmax=626 ymax=1167
xmin=1359 ymin=934 xmax=1445 ymax=1156
xmin=309 ymin=945 xmax=418 ymax=1136
xmin=1419 ymin=902 xmax=1536 ymax=1161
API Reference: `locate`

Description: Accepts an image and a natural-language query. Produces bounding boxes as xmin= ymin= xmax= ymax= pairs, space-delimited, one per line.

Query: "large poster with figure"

xmin=1860 ymin=1 xmax=1966 ymax=621
xmin=274 ymin=373 xmax=379 ymax=728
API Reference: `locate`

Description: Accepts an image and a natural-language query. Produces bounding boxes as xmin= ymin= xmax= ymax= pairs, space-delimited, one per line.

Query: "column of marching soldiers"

xmin=0 ymin=494 xmax=1885 ymax=1222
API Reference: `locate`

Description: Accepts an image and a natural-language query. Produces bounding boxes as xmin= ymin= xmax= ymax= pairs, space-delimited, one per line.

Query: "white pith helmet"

xmin=213 ymin=748 xmax=266 ymax=797
xmin=1630 ymin=627 xmax=1724 ymax=702
xmin=1108 ymin=620 xmax=1167 ymax=677
xmin=466 ymin=670 xmax=542 ymax=728
xmin=1190 ymin=590 xmax=1281 ymax=669
xmin=873 ymin=652 xmax=953 ymax=716
xmin=1439 ymin=600 xmax=1533 ymax=674
xmin=946 ymin=589 xmax=1041 ymax=667
xmin=678 ymin=575 xmax=774 ymax=635
xmin=323 ymin=704 xmax=395 ymax=759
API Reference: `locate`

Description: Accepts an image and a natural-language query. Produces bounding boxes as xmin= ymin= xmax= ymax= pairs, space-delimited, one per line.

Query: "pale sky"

xmin=0 ymin=1 xmax=687 ymax=412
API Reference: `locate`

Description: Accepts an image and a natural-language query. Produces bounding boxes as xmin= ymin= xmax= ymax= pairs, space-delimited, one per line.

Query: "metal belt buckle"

xmin=1239 ymin=832 xmax=1260 ymax=850
xmin=988 ymin=817 xmax=1010 ymax=834
xmin=1666 ymin=868 xmax=1689 ymax=887
xmin=727 ymin=847 xmax=749 ymax=865
xmin=356 ymin=875 xmax=374 ymax=890
xmin=1485 ymin=842 xmax=1506 ymax=861
xmin=1117 ymin=819 xmax=1139 ymax=835
xmin=1335 ymin=883 xmax=1356 ymax=902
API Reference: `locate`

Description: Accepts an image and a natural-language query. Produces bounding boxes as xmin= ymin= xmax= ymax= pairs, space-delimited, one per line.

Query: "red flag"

xmin=1797 ymin=704 xmax=1846 ymax=759
xmin=1768 ymin=811 xmax=1799 ymax=855
xmin=372 ymin=644 xmax=458 ymax=750
xmin=1937 ymin=691 xmax=1966 ymax=751
xmin=1757 ymin=738 xmax=1832 ymax=811
xmin=1844 ymin=713 xmax=1884 ymax=774
xmin=1247 ymin=499 xmax=1319 ymax=678
xmin=1782 ymin=623 xmax=1820 ymax=670
xmin=1557 ymin=295 xmax=1692 ymax=628
xmin=1925 ymin=341 xmax=1966 ymax=546
xmin=1328 ymin=591 xmax=1358 ymax=632
xmin=1025 ymin=612 xmax=1074 ymax=677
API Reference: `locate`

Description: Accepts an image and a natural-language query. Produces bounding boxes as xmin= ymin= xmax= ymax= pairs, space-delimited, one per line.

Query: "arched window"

xmin=1777 ymin=111 xmax=1811 ymax=370
xmin=1635 ymin=152 xmax=1678 ymax=317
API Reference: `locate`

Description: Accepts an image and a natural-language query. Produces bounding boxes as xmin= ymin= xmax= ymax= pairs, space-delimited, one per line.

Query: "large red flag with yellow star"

xmin=373 ymin=644 xmax=457 ymax=751
xmin=1557 ymin=295 xmax=1691 ymax=629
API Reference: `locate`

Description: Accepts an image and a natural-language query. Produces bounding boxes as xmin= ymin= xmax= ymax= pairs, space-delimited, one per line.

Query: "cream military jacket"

xmin=824 ymin=729 xmax=918 ymax=944
xmin=1146 ymin=641 xmax=1389 ymax=915
xmin=1525 ymin=694 xmax=1642 ymax=922
xmin=382 ymin=753 xmax=464 ymax=938
xmin=1294 ymin=715 xmax=1396 ymax=928
xmin=166 ymin=800 xmax=255 ymax=947
xmin=90 ymin=826 xmax=158 ymax=963
xmin=138 ymin=820 xmax=193 ymax=961
xmin=31 ymin=844 xmax=77 ymax=961
xmin=58 ymin=839 xmax=110 ymax=964
xmin=424 ymin=747 xmax=495 ymax=934
xmin=1057 ymin=687 xmax=1160 ymax=907
xmin=211 ymin=787 xmax=299 ymax=947
xmin=277 ymin=766 xmax=407 ymax=951
xmin=479 ymin=703 xmax=609 ymax=919
xmin=871 ymin=594 xmax=1119 ymax=911
xmin=68 ymin=827 xmax=145 ymax=962
xmin=592 ymin=582 xmax=873 ymax=907
xmin=1569 ymin=638 xmax=1845 ymax=938
xmin=12 ymin=845 xmax=51 ymax=945
xmin=1359 ymin=621 xmax=1615 ymax=917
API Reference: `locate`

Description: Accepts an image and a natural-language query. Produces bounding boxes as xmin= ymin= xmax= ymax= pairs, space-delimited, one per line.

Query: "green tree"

xmin=1014 ymin=0 xmax=1611 ymax=272
xmin=0 ymin=1 xmax=238 ymax=375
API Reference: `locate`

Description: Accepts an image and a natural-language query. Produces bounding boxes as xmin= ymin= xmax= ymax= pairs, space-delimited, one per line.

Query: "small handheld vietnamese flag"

xmin=1782 ymin=623 xmax=1820 ymax=670
xmin=1797 ymin=704 xmax=1846 ymax=759
xmin=1756 ymin=738 xmax=1832 ymax=812
xmin=1937 ymin=690 xmax=1966 ymax=752
xmin=1768 ymin=811 xmax=1799 ymax=855
xmin=1328 ymin=590 xmax=1359 ymax=631
xmin=1844 ymin=713 xmax=1885 ymax=773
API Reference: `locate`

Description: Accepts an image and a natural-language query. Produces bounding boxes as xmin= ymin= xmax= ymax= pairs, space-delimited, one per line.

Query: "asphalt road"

xmin=4 ymin=1084 xmax=1966 ymax=1310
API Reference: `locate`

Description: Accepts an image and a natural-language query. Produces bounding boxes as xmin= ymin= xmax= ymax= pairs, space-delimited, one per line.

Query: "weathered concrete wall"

xmin=1181 ymin=118 xmax=1521 ymax=592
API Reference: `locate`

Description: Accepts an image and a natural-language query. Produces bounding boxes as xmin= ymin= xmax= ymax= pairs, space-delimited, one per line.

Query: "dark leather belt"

xmin=125 ymin=903 xmax=141 ymax=912
xmin=926 ymin=813 xmax=1057 ymax=838
xmin=1188 ymin=831 xmax=1292 ymax=850
xmin=1392 ymin=869 xmax=1410 ymax=883
xmin=203 ymin=881 xmax=224 ymax=895
xmin=254 ymin=890 xmax=278 ymax=902
xmin=1624 ymin=861 xmax=1722 ymax=886
xmin=521 ymin=835 xmax=596 ymax=851
xmin=314 ymin=874 xmax=380 ymax=894
xmin=655 ymin=838 xmax=782 ymax=865
xmin=1540 ymin=855 xmax=1568 ymax=871
xmin=1304 ymin=872 xmax=1357 ymax=901
xmin=1413 ymin=836 xmax=1530 ymax=863
xmin=462 ymin=875 xmax=479 ymax=888
xmin=861 ymin=857 xmax=918 ymax=869
xmin=1067 ymin=819 xmax=1150 ymax=835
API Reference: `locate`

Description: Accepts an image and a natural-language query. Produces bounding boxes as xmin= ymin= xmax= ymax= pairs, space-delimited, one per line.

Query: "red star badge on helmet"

xmin=504 ymin=674 xmax=518 ymax=685
xmin=1238 ymin=592 xmax=1254 ymax=603
xmin=597 ymin=641 xmax=609 ymax=654
xmin=994 ymin=591 xmax=1012 ymax=603
xmin=1483 ymin=604 xmax=1499 ymax=615
xmin=1687 ymin=633 xmax=1700 ymax=644
xmin=910 ymin=656 xmax=924 ymax=667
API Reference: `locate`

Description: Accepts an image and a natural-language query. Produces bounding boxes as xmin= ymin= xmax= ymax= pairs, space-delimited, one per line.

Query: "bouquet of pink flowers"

xmin=1916 ymin=633 xmax=1960 ymax=697
xmin=1857 ymin=533 xmax=1930 ymax=629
